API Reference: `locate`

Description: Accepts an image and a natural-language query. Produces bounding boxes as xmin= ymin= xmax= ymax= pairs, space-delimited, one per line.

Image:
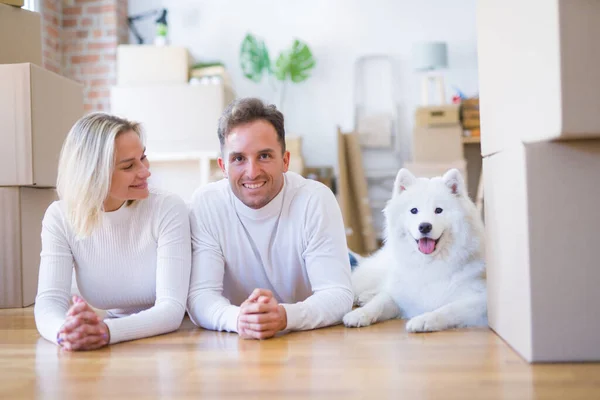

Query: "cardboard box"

xmin=483 ymin=140 xmax=600 ymax=362
xmin=285 ymin=136 xmax=302 ymax=156
xmin=111 ymin=83 xmax=235 ymax=154
xmin=403 ymin=160 xmax=468 ymax=189
xmin=336 ymin=129 xmax=361 ymax=253
xmin=477 ymin=0 xmax=600 ymax=156
xmin=0 ymin=3 xmax=41 ymax=65
xmin=461 ymin=109 xmax=480 ymax=121
xmin=415 ymin=105 xmax=460 ymax=127
xmin=117 ymin=45 xmax=189 ymax=85
xmin=1 ymin=0 xmax=24 ymax=6
xmin=343 ymin=132 xmax=378 ymax=253
xmin=462 ymin=119 xmax=480 ymax=130
xmin=0 ymin=63 xmax=84 ymax=186
xmin=461 ymin=98 xmax=479 ymax=110
xmin=336 ymin=129 xmax=378 ymax=255
xmin=412 ymin=125 xmax=464 ymax=163
xmin=0 ymin=187 xmax=58 ymax=308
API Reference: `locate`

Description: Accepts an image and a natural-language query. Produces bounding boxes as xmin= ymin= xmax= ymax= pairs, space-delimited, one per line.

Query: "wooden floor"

xmin=1 ymin=308 xmax=599 ymax=400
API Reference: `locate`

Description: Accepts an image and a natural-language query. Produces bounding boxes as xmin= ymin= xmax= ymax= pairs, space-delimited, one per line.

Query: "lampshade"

xmin=412 ymin=41 xmax=448 ymax=71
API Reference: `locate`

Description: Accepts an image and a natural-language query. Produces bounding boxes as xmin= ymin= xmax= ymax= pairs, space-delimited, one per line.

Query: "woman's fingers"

xmin=60 ymin=311 xmax=100 ymax=333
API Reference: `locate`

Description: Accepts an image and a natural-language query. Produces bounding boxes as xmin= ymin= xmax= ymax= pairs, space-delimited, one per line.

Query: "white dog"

xmin=343 ymin=168 xmax=487 ymax=332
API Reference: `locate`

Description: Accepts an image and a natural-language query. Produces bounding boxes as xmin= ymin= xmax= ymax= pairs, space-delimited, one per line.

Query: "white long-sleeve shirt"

xmin=34 ymin=188 xmax=191 ymax=345
xmin=187 ymin=172 xmax=353 ymax=333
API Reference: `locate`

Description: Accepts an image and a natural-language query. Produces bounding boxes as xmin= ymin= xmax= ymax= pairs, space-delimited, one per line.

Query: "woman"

xmin=35 ymin=112 xmax=191 ymax=351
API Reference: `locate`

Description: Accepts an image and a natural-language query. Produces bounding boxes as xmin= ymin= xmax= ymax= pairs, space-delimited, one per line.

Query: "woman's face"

xmin=104 ymin=130 xmax=151 ymax=211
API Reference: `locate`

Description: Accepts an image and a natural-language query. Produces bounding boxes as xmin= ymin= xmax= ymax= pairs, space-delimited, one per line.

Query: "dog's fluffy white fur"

xmin=343 ymin=168 xmax=487 ymax=332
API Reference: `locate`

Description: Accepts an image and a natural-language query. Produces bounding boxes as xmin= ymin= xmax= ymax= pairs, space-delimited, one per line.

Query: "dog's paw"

xmin=343 ymin=309 xmax=374 ymax=328
xmin=406 ymin=312 xmax=450 ymax=333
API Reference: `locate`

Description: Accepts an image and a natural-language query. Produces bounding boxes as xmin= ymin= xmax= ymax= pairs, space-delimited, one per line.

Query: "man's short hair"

xmin=217 ymin=97 xmax=286 ymax=153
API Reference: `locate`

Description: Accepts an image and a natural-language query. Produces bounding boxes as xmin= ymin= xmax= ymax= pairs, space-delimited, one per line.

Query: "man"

xmin=187 ymin=97 xmax=353 ymax=339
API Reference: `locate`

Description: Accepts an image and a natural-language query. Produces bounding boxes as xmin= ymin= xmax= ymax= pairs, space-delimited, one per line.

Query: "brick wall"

xmin=41 ymin=0 xmax=62 ymax=74
xmin=41 ymin=0 xmax=128 ymax=112
xmin=117 ymin=0 xmax=128 ymax=48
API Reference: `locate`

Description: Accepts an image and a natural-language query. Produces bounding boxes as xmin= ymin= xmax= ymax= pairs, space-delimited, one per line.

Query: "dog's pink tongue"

xmin=418 ymin=238 xmax=436 ymax=254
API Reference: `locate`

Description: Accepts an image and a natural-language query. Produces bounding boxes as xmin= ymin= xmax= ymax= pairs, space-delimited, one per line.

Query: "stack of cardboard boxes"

xmin=478 ymin=0 xmax=600 ymax=362
xmin=461 ymin=98 xmax=480 ymax=138
xmin=406 ymin=104 xmax=468 ymax=185
xmin=0 ymin=3 xmax=83 ymax=308
xmin=110 ymin=45 xmax=235 ymax=202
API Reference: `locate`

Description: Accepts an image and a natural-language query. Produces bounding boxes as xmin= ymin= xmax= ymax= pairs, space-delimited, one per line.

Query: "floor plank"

xmin=1 ymin=307 xmax=599 ymax=399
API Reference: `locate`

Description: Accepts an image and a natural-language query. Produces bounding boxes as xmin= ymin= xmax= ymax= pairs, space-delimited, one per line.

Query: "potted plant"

xmin=240 ymin=32 xmax=316 ymax=110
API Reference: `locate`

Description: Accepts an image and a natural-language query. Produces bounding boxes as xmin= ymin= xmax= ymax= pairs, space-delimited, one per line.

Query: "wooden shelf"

xmin=462 ymin=136 xmax=481 ymax=144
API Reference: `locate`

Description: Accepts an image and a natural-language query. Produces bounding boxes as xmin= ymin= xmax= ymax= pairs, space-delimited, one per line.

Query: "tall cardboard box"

xmin=117 ymin=45 xmax=190 ymax=85
xmin=477 ymin=0 xmax=600 ymax=156
xmin=483 ymin=140 xmax=600 ymax=362
xmin=412 ymin=126 xmax=464 ymax=163
xmin=336 ymin=130 xmax=378 ymax=255
xmin=111 ymin=83 xmax=235 ymax=154
xmin=413 ymin=105 xmax=464 ymax=163
xmin=0 ymin=63 xmax=84 ymax=186
xmin=1 ymin=187 xmax=58 ymax=308
xmin=337 ymin=130 xmax=369 ymax=255
xmin=0 ymin=3 xmax=42 ymax=65
xmin=403 ymin=160 xmax=467 ymax=189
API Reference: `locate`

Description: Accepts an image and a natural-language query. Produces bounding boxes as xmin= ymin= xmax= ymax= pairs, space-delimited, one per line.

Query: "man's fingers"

xmin=247 ymin=289 xmax=273 ymax=302
xmin=256 ymin=330 xmax=277 ymax=339
xmin=240 ymin=328 xmax=277 ymax=340
xmin=240 ymin=301 xmax=277 ymax=315
xmin=238 ymin=312 xmax=278 ymax=324
xmin=257 ymin=295 xmax=271 ymax=304
xmin=238 ymin=321 xmax=280 ymax=333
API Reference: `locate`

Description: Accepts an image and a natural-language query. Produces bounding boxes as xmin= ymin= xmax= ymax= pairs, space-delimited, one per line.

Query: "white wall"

xmin=128 ymin=0 xmax=478 ymax=168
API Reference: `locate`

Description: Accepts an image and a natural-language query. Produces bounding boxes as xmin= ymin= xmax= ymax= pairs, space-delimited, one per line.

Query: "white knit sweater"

xmin=187 ymin=172 xmax=353 ymax=333
xmin=34 ymin=188 xmax=191 ymax=345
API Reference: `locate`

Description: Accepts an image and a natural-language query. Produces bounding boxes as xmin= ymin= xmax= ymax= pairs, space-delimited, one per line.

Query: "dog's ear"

xmin=442 ymin=168 xmax=465 ymax=196
xmin=394 ymin=168 xmax=416 ymax=196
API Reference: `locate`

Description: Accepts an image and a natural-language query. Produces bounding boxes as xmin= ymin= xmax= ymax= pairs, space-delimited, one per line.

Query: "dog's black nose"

xmin=419 ymin=222 xmax=432 ymax=234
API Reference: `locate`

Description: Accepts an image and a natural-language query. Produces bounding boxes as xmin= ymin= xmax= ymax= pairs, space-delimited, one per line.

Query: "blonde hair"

xmin=57 ymin=112 xmax=144 ymax=237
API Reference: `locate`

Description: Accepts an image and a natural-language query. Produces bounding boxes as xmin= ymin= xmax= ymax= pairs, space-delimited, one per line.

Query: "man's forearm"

xmin=187 ymin=294 xmax=241 ymax=332
xmin=281 ymin=287 xmax=353 ymax=331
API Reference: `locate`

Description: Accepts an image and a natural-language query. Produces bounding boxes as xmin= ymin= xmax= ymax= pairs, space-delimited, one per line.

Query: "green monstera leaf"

xmin=273 ymin=39 xmax=316 ymax=83
xmin=239 ymin=33 xmax=271 ymax=83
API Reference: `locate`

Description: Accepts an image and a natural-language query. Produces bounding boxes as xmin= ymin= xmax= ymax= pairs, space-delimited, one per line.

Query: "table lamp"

xmin=412 ymin=41 xmax=448 ymax=105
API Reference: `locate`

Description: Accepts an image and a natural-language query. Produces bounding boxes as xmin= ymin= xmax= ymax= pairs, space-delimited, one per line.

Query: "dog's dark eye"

xmin=435 ymin=207 xmax=443 ymax=214
xmin=410 ymin=208 xmax=418 ymax=214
